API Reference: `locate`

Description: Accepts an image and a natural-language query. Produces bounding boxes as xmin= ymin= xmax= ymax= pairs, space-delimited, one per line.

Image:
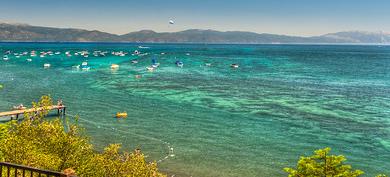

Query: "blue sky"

xmin=0 ymin=0 xmax=389 ymax=36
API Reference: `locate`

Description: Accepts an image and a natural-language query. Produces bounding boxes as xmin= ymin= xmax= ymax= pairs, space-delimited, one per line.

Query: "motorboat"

xmin=133 ymin=50 xmax=140 ymax=55
xmin=26 ymin=58 xmax=32 ymax=62
xmin=3 ymin=55 xmax=9 ymax=61
xmin=81 ymin=62 xmax=90 ymax=70
xmin=131 ymin=60 xmax=138 ymax=64
xmin=175 ymin=61 xmax=184 ymax=67
xmin=43 ymin=63 xmax=51 ymax=68
xmin=230 ymin=64 xmax=239 ymax=68
xmin=146 ymin=66 xmax=155 ymax=71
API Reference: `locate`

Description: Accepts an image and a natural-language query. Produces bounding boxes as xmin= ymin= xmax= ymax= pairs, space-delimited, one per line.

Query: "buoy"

xmin=111 ymin=64 xmax=119 ymax=70
xmin=116 ymin=112 xmax=127 ymax=118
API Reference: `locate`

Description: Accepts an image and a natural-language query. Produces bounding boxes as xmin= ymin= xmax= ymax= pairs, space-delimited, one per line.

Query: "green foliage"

xmin=24 ymin=95 xmax=53 ymax=120
xmin=284 ymin=147 xmax=364 ymax=177
xmin=78 ymin=144 xmax=164 ymax=177
xmin=0 ymin=95 xmax=165 ymax=177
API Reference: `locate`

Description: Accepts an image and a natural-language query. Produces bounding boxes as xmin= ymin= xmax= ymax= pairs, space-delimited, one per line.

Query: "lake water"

xmin=0 ymin=43 xmax=389 ymax=176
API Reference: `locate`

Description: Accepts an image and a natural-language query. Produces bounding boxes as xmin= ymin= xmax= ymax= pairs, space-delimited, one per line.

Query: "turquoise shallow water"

xmin=0 ymin=43 xmax=389 ymax=176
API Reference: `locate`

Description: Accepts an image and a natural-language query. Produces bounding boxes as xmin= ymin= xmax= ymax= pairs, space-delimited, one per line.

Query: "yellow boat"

xmin=116 ymin=112 xmax=127 ymax=118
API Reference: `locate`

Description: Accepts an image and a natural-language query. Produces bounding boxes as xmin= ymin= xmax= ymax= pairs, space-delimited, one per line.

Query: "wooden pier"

xmin=0 ymin=105 xmax=66 ymax=120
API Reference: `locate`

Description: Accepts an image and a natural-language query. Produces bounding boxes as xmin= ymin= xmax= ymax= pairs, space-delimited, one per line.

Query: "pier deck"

xmin=0 ymin=105 xmax=66 ymax=119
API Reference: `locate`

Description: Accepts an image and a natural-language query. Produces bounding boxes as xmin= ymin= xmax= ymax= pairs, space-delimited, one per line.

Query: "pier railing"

xmin=0 ymin=162 xmax=68 ymax=177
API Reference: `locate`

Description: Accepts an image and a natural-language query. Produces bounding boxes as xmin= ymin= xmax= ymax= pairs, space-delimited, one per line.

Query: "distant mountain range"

xmin=1 ymin=23 xmax=389 ymax=44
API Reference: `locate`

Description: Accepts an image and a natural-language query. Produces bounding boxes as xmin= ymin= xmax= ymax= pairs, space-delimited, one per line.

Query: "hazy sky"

xmin=0 ymin=0 xmax=389 ymax=36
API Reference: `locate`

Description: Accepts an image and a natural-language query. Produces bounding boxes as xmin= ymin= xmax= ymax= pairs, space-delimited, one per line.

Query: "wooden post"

xmin=16 ymin=114 xmax=19 ymax=120
xmin=63 ymin=107 xmax=66 ymax=115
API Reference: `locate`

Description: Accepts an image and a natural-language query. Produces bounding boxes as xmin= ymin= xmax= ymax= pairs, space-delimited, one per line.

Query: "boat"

xmin=44 ymin=63 xmax=51 ymax=68
xmin=81 ymin=62 xmax=90 ymax=70
xmin=146 ymin=66 xmax=155 ymax=71
xmin=138 ymin=46 xmax=150 ymax=49
xmin=3 ymin=55 xmax=9 ymax=61
xmin=111 ymin=64 xmax=120 ymax=70
xmin=230 ymin=64 xmax=239 ymax=68
xmin=26 ymin=58 xmax=32 ymax=62
xmin=72 ymin=65 xmax=80 ymax=69
xmin=151 ymin=57 xmax=160 ymax=68
xmin=131 ymin=60 xmax=138 ymax=64
xmin=13 ymin=104 xmax=26 ymax=110
xmin=175 ymin=61 xmax=184 ymax=67
xmin=133 ymin=50 xmax=140 ymax=55
xmin=116 ymin=112 xmax=127 ymax=118
xmin=205 ymin=63 xmax=212 ymax=67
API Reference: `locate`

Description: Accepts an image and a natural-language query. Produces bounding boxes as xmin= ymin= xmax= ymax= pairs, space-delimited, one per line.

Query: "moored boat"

xmin=44 ymin=63 xmax=51 ymax=68
xmin=230 ymin=64 xmax=239 ymax=68
xmin=175 ymin=61 xmax=184 ymax=67
xmin=81 ymin=62 xmax=90 ymax=70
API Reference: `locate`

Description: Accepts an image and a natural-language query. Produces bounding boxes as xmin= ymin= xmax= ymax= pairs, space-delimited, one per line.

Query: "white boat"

xmin=3 ymin=55 xmax=9 ymax=61
xmin=26 ymin=58 xmax=32 ymax=62
xmin=81 ymin=62 xmax=90 ymax=70
xmin=133 ymin=50 xmax=140 ymax=55
xmin=230 ymin=64 xmax=239 ymax=68
xmin=131 ymin=60 xmax=138 ymax=64
xmin=146 ymin=66 xmax=155 ymax=71
xmin=44 ymin=63 xmax=51 ymax=68
xmin=205 ymin=63 xmax=212 ymax=67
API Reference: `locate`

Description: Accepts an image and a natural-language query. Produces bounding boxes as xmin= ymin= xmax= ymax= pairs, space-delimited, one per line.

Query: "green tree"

xmin=0 ymin=95 xmax=165 ymax=177
xmin=284 ymin=147 xmax=364 ymax=177
xmin=78 ymin=144 xmax=163 ymax=177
